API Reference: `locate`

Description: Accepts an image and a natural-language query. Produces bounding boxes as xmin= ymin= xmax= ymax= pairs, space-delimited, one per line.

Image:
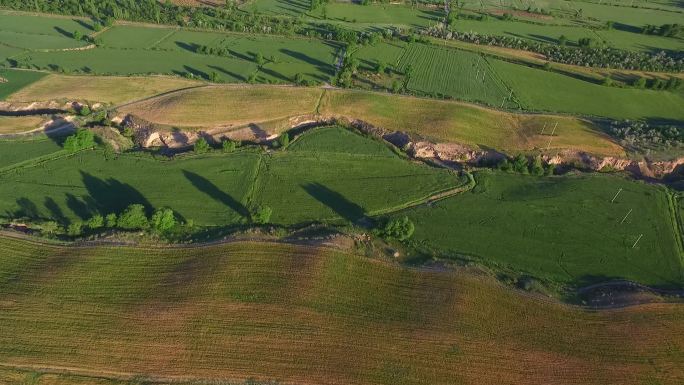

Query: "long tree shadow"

xmin=11 ymin=198 xmax=40 ymax=220
xmin=280 ymin=49 xmax=336 ymax=75
xmin=207 ymin=65 xmax=245 ymax=81
xmin=44 ymin=197 xmax=67 ymax=224
xmin=303 ymin=183 xmax=365 ymax=223
xmin=182 ymin=170 xmax=249 ymax=218
xmin=80 ymin=171 xmax=152 ymax=215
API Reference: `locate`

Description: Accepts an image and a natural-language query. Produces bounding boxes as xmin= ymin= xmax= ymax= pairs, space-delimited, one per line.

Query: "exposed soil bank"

xmin=120 ymin=112 xmax=684 ymax=179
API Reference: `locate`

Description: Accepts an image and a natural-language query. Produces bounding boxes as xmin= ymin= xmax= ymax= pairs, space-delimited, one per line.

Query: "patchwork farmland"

xmin=0 ymin=0 xmax=682 ymax=384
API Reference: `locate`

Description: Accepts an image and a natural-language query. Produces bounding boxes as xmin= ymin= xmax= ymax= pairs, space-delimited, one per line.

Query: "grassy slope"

xmin=6 ymin=74 xmax=202 ymax=105
xmin=401 ymin=171 xmax=684 ymax=287
xmin=0 ymin=116 xmax=44 ymax=134
xmin=0 ymin=237 xmax=682 ymax=385
xmin=119 ymin=85 xmax=324 ymax=128
xmin=0 ymin=128 xmax=462 ymax=227
xmin=0 ymin=137 xmax=62 ymax=168
xmin=118 ymin=85 xmax=624 ymax=156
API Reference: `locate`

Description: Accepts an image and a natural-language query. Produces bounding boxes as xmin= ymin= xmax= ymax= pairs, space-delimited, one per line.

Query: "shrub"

xmin=278 ymin=133 xmax=290 ymax=148
xmin=222 ymin=139 xmax=237 ymax=153
xmin=105 ymin=213 xmax=118 ymax=228
xmin=151 ymin=208 xmax=176 ymax=233
xmin=117 ymin=204 xmax=149 ymax=230
xmin=194 ymin=137 xmax=210 ymax=154
xmin=79 ymin=105 xmax=91 ymax=116
xmin=381 ymin=216 xmax=415 ymax=241
xmin=40 ymin=221 xmax=61 ymax=235
xmin=87 ymin=214 xmax=104 ymax=229
xmin=63 ymin=128 xmax=96 ymax=153
xmin=251 ymin=205 xmax=273 ymax=224
xmin=67 ymin=221 xmax=83 ymax=236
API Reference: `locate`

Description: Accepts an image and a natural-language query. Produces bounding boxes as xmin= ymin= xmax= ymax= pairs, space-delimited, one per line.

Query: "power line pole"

xmin=620 ymin=209 xmax=632 ymax=224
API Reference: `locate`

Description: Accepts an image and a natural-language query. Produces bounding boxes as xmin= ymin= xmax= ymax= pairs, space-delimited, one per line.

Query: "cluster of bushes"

xmin=642 ymin=23 xmax=681 ymax=38
xmin=420 ymin=28 xmax=684 ymax=72
xmin=629 ymin=76 xmax=682 ymax=90
xmin=193 ymin=137 xmax=241 ymax=154
xmin=39 ymin=204 xmax=180 ymax=238
xmin=609 ymin=120 xmax=684 ymax=152
xmin=63 ymin=128 xmax=96 ymax=153
xmin=375 ymin=216 xmax=415 ymax=241
xmin=497 ymin=154 xmax=554 ymax=176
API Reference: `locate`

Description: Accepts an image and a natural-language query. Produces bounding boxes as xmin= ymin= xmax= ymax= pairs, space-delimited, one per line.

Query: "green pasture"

xmin=310 ymin=3 xmax=442 ymax=27
xmin=242 ymin=0 xmax=312 ymax=17
xmin=0 ymin=126 xmax=463 ymax=227
xmin=397 ymin=44 xmax=512 ymax=106
xmin=0 ymin=69 xmax=47 ymax=100
xmin=0 ymin=137 xmax=62 ymax=168
xmin=401 ymin=171 xmax=684 ymax=288
xmin=14 ymin=31 xmax=339 ymax=83
xmin=0 ymin=12 xmax=92 ymax=37
xmin=489 ymin=58 xmax=684 ymax=120
xmin=97 ymin=25 xmax=178 ymax=49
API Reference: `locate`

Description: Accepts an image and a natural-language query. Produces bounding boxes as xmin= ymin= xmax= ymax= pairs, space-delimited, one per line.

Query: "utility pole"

xmin=620 ymin=209 xmax=632 ymax=224
xmin=632 ymin=234 xmax=643 ymax=248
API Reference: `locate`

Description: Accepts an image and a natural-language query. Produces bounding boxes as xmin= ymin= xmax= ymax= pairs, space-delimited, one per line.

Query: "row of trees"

xmin=41 ymin=204 xmax=179 ymax=237
xmin=420 ymin=27 xmax=684 ymax=72
xmin=498 ymin=154 xmax=554 ymax=176
xmin=609 ymin=120 xmax=684 ymax=152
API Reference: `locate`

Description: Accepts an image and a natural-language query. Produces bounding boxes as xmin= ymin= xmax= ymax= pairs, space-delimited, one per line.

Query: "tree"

xmin=391 ymin=80 xmax=401 ymax=93
xmin=194 ymin=137 xmax=210 ymax=154
xmin=558 ymin=35 xmax=567 ymax=46
xmin=294 ymin=72 xmax=304 ymax=85
xmin=79 ymin=105 xmax=91 ymax=116
xmin=255 ymin=52 xmax=265 ymax=66
xmin=72 ymin=30 xmax=82 ymax=40
xmin=278 ymin=132 xmax=290 ymax=148
xmin=105 ymin=213 xmax=118 ymax=228
xmin=381 ymin=216 xmax=415 ymax=241
xmin=222 ymin=139 xmax=237 ymax=152
xmin=602 ymin=75 xmax=613 ymax=86
xmin=63 ymin=128 xmax=95 ymax=153
xmin=632 ymin=76 xmax=646 ymax=88
xmin=210 ymin=71 xmax=219 ymax=82
xmin=67 ymin=221 xmax=83 ymax=236
xmin=530 ymin=156 xmax=544 ymax=176
xmin=87 ymin=214 xmax=104 ymax=229
xmin=251 ymin=205 xmax=272 ymax=224
xmin=376 ymin=61 xmax=387 ymax=74
xmin=40 ymin=221 xmax=61 ymax=235
xmin=512 ymin=154 xmax=528 ymax=174
xmin=151 ymin=208 xmax=176 ymax=233
xmin=117 ymin=204 xmax=149 ymax=230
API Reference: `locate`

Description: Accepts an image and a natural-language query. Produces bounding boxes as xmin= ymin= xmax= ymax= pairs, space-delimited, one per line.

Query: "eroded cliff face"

xmin=120 ymin=112 xmax=684 ymax=179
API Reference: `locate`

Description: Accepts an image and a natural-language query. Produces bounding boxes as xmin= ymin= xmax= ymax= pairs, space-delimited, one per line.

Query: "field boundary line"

xmin=148 ymin=28 xmax=180 ymax=50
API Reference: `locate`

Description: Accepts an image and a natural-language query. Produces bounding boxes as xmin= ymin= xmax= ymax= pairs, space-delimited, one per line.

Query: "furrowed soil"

xmin=0 ymin=236 xmax=682 ymax=385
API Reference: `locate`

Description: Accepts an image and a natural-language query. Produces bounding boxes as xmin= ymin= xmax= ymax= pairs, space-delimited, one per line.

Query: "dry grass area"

xmin=118 ymin=85 xmax=623 ymax=156
xmin=0 ymin=116 xmax=44 ymax=134
xmin=320 ymin=90 xmax=624 ymax=156
xmin=167 ymin=0 xmax=224 ymax=6
xmin=6 ymin=75 xmax=202 ymax=105
xmin=0 ymin=236 xmax=682 ymax=385
xmin=119 ymin=85 xmax=323 ymax=130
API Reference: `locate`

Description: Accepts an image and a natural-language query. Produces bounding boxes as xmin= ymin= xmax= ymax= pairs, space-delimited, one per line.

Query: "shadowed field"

xmin=0 ymin=236 xmax=682 ymax=385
